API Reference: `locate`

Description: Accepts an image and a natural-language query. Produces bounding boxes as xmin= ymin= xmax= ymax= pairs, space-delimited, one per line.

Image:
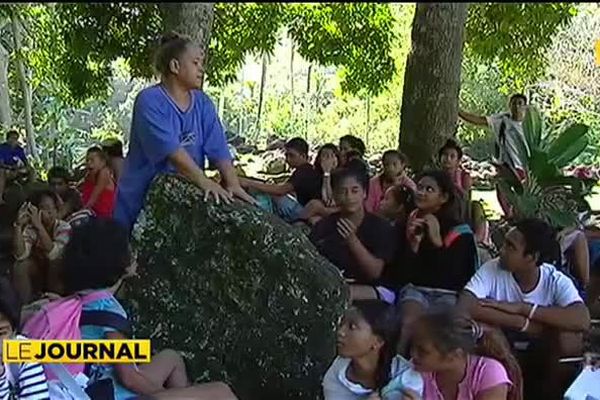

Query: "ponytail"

xmin=475 ymin=327 xmax=523 ymax=400
xmin=419 ymin=311 xmax=523 ymax=400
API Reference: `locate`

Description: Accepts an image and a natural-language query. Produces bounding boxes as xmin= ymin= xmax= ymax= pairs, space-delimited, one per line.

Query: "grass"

xmin=473 ymin=185 xmax=600 ymax=220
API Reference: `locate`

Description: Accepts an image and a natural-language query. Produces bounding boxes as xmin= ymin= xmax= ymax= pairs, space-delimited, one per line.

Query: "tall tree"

xmin=160 ymin=3 xmax=215 ymax=87
xmin=400 ymin=3 xmax=467 ymax=170
xmin=400 ymin=3 xmax=576 ymax=169
xmin=0 ymin=40 xmax=11 ymax=129
xmin=10 ymin=9 xmax=36 ymax=158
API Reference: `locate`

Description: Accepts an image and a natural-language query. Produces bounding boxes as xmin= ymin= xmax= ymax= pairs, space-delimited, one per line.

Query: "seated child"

xmin=457 ymin=218 xmax=591 ymax=398
xmin=366 ymin=150 xmax=416 ymax=214
xmin=309 ymin=168 xmax=396 ymax=287
xmin=301 ymin=144 xmax=341 ymax=225
xmin=61 ymin=218 xmax=237 ymax=400
xmin=80 ymin=147 xmax=116 ymax=219
xmin=102 ymin=139 xmax=125 ymax=182
xmin=0 ymin=277 xmax=50 ymax=399
xmin=48 ymin=166 xmax=83 ymax=221
xmin=240 ymin=137 xmax=321 ymax=223
xmin=339 ymin=135 xmax=366 ymax=168
xmin=323 ymin=300 xmax=423 ymax=400
xmin=438 ymin=139 xmax=472 ymax=198
xmin=12 ymin=190 xmax=71 ymax=303
xmin=411 ymin=310 xmax=517 ymax=400
xmin=0 ymin=130 xmax=29 ymax=205
xmin=378 ymin=185 xmax=416 ymax=226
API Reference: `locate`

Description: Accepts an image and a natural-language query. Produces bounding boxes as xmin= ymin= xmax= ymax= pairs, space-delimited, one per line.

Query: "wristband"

xmin=527 ymin=304 xmax=538 ymax=320
xmin=323 ymin=172 xmax=331 ymax=177
xmin=520 ymin=318 xmax=530 ymax=332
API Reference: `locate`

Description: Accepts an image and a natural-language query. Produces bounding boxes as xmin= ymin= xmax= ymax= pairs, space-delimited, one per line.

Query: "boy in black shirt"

xmin=309 ymin=167 xmax=396 ymax=301
xmin=240 ymin=137 xmax=320 ymax=222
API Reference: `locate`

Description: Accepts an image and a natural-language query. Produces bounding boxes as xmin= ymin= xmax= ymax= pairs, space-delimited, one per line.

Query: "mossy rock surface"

xmin=124 ymin=174 xmax=348 ymax=400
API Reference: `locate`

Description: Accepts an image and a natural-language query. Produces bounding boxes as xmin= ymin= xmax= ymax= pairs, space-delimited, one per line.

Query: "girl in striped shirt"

xmin=0 ymin=278 xmax=49 ymax=400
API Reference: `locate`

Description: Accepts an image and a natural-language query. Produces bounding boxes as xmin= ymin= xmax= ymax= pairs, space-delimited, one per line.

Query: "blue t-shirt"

xmin=113 ymin=85 xmax=232 ymax=231
xmin=0 ymin=143 xmax=27 ymax=166
xmin=81 ymin=294 xmax=137 ymax=400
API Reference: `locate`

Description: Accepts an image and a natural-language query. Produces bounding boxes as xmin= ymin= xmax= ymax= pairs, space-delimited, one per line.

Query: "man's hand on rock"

xmin=226 ymin=184 xmax=258 ymax=206
xmin=199 ymin=177 xmax=233 ymax=205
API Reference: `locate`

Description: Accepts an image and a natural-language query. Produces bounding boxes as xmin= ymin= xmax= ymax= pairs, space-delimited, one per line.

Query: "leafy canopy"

xmin=466 ymin=3 xmax=577 ymax=91
xmin=39 ymin=3 xmax=396 ymax=104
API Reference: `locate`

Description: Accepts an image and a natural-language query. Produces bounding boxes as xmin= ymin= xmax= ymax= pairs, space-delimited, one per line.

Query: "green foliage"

xmin=496 ymin=106 xmax=594 ymax=228
xmin=34 ymin=3 xmax=396 ymax=104
xmin=286 ymin=3 xmax=396 ymax=97
xmin=466 ymin=3 xmax=577 ymax=90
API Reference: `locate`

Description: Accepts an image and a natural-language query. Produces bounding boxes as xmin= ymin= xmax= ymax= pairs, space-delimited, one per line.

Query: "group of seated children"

xmin=8 ymin=139 xmax=119 ymax=304
xmin=1 ymin=218 xmax=238 ymax=400
xmin=322 ymin=216 xmax=591 ymax=399
xmin=237 ymin=135 xmax=592 ymax=398
xmin=324 ymin=300 xmax=519 ymax=400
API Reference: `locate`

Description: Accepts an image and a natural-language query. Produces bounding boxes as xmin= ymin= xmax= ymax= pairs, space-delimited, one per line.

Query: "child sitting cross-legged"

xmin=59 ymin=219 xmax=238 ymax=400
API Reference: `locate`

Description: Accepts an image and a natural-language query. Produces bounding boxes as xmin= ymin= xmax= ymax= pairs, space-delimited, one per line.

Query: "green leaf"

xmin=529 ymin=150 xmax=560 ymax=183
xmin=547 ymin=124 xmax=589 ymax=168
xmin=523 ymin=106 xmax=542 ymax=151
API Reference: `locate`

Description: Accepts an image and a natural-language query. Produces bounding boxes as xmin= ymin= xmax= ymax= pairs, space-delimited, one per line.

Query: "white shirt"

xmin=464 ymin=258 xmax=583 ymax=307
xmin=486 ymin=113 xmax=529 ymax=172
xmin=323 ymin=356 xmax=423 ymax=400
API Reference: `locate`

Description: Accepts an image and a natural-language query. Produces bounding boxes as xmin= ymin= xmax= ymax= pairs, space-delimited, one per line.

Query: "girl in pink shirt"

xmin=439 ymin=139 xmax=472 ymax=198
xmin=411 ymin=311 xmax=521 ymax=400
xmin=366 ymin=150 xmax=416 ymax=214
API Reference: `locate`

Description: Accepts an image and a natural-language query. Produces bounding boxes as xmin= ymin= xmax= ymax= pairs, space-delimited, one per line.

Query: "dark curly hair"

xmin=415 ymin=169 xmax=461 ymax=226
xmin=514 ymin=218 xmax=561 ymax=266
xmin=63 ymin=218 xmax=131 ymax=295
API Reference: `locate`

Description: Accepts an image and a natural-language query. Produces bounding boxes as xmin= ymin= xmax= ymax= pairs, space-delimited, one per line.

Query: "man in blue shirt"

xmin=0 ymin=130 xmax=28 ymax=204
xmin=113 ymin=33 xmax=255 ymax=233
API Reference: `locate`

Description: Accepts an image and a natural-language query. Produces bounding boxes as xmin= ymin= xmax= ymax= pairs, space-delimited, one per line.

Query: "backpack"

xmin=21 ymin=290 xmax=132 ymax=394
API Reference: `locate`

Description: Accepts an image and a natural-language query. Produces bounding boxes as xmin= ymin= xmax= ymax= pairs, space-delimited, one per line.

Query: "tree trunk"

xmin=10 ymin=11 xmax=37 ymax=159
xmin=256 ymin=53 xmax=268 ymax=135
xmin=399 ymin=3 xmax=468 ymax=170
xmin=160 ymin=3 xmax=215 ymax=88
xmin=0 ymin=42 xmax=12 ymax=129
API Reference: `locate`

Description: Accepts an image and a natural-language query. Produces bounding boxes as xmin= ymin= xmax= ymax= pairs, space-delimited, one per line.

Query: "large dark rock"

xmin=124 ymin=174 xmax=348 ymax=400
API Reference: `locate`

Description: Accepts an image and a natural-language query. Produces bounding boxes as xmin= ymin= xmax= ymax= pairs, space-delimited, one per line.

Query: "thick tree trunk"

xmin=399 ymin=3 xmax=468 ymax=171
xmin=10 ymin=11 xmax=37 ymax=159
xmin=160 ymin=3 xmax=215 ymax=88
xmin=0 ymin=42 xmax=12 ymax=129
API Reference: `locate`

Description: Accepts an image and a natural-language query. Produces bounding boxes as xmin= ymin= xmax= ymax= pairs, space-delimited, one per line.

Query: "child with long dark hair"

xmin=395 ymin=170 xmax=478 ymax=353
xmin=301 ymin=143 xmax=341 ymax=224
xmin=323 ymin=300 xmax=423 ymax=399
xmin=411 ymin=310 xmax=520 ymax=400
xmin=366 ymin=150 xmax=415 ymax=214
